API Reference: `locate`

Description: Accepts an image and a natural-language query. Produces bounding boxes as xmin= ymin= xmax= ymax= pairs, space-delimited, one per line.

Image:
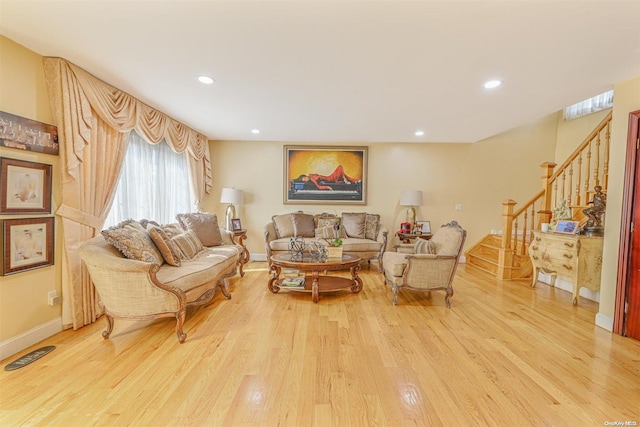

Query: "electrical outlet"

xmin=47 ymin=290 xmax=60 ymax=306
xmin=455 ymin=204 xmax=463 ymax=211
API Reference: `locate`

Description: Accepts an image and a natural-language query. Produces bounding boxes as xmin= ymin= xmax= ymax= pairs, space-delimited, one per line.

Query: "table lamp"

xmin=400 ymin=190 xmax=423 ymax=229
xmin=220 ymin=187 xmax=244 ymax=230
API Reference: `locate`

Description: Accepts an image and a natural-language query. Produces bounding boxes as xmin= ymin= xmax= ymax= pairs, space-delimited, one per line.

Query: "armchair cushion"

xmin=431 ymin=226 xmax=464 ymax=256
xmin=365 ymin=214 xmax=380 ymax=240
xmin=413 ymin=238 xmax=435 ymax=254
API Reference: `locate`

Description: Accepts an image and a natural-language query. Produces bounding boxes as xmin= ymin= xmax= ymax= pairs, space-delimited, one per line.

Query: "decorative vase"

xmin=326 ymin=246 xmax=343 ymax=259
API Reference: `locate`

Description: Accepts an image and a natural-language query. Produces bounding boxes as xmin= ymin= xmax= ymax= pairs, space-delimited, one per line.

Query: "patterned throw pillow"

xmin=365 ymin=214 xmax=380 ymax=240
xmin=102 ymin=219 xmax=164 ymax=265
xmin=341 ymin=212 xmax=367 ymax=238
xmin=171 ymin=230 xmax=205 ymax=260
xmin=147 ymin=225 xmax=183 ymax=266
xmin=176 ymin=212 xmax=223 ymax=247
xmin=414 ymin=238 xmax=435 ymax=254
xmin=314 ymin=214 xmax=346 ymax=238
xmin=291 ymin=213 xmax=315 ymax=237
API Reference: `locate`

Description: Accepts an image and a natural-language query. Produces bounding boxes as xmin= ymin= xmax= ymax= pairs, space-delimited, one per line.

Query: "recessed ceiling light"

xmin=415 ymin=130 xmax=425 ymax=136
xmin=251 ymin=129 xmax=260 ymax=134
xmin=198 ymin=75 xmax=214 ymax=84
xmin=484 ymin=80 xmax=502 ymax=89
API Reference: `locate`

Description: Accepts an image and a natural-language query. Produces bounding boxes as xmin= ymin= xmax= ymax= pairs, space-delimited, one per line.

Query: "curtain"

xmin=43 ymin=57 xmax=212 ymax=329
xmin=104 ymin=130 xmax=193 ymax=227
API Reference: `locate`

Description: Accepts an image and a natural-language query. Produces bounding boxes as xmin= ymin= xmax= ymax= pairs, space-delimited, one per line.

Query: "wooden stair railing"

xmin=470 ymin=112 xmax=612 ymax=280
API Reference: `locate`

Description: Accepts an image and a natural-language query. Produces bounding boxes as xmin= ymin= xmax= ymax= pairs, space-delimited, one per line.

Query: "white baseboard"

xmin=536 ymin=272 xmax=599 ymax=302
xmin=0 ymin=318 xmax=63 ymax=361
xmin=595 ymin=313 xmax=614 ymax=331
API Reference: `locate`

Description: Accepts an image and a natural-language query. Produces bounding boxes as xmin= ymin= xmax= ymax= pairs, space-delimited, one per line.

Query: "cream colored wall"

xmin=202 ymin=113 xmax=558 ymax=257
xmin=555 ymin=109 xmax=611 ymax=162
xmin=0 ymin=36 xmax=63 ymax=341
xmin=599 ymin=75 xmax=640 ymax=322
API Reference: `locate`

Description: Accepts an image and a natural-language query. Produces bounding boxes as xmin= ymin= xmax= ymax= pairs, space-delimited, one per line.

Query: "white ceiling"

xmin=1 ymin=0 xmax=639 ymax=143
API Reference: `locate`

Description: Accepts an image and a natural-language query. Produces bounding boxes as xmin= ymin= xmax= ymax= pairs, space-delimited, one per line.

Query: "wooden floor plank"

xmin=1 ymin=263 xmax=639 ymax=426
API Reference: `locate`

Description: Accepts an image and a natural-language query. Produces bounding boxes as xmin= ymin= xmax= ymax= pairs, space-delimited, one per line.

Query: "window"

xmin=104 ymin=130 xmax=193 ymax=227
xmin=563 ymin=90 xmax=614 ymax=120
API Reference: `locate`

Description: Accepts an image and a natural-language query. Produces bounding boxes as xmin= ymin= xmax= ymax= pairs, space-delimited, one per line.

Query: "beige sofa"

xmin=79 ymin=214 xmax=241 ymax=343
xmin=264 ymin=212 xmax=388 ymax=271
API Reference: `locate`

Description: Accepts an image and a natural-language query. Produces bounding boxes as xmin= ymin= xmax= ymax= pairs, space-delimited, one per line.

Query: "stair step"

xmin=467 ymin=254 xmax=499 ymax=274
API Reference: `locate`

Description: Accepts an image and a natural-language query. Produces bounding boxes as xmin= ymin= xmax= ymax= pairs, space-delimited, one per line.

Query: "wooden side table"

xmin=231 ymin=229 xmax=250 ymax=277
xmin=396 ymin=232 xmax=433 ymax=244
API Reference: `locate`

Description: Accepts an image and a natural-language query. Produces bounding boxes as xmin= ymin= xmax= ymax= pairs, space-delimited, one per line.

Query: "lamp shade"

xmin=220 ymin=188 xmax=244 ymax=205
xmin=400 ymin=190 xmax=423 ymax=207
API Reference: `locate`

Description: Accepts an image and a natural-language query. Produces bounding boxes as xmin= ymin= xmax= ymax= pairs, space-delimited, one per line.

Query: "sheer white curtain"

xmin=105 ymin=130 xmax=193 ymax=227
xmin=563 ymin=90 xmax=614 ymax=120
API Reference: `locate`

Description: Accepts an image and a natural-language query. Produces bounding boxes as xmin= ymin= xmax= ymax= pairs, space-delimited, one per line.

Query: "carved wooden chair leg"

xmin=218 ymin=278 xmax=232 ymax=299
xmin=392 ymin=284 xmax=400 ymax=305
xmin=444 ymin=286 xmax=454 ymax=308
xmin=102 ymin=314 xmax=114 ymax=339
xmin=175 ymin=309 xmax=187 ymax=343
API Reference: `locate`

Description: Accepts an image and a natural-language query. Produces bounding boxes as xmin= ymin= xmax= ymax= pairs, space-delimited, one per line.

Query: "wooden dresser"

xmin=528 ymin=231 xmax=604 ymax=305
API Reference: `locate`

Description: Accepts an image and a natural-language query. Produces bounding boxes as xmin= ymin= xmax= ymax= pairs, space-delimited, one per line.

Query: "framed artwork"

xmin=284 ymin=145 xmax=367 ymax=204
xmin=2 ymin=217 xmax=55 ymax=275
xmin=231 ymin=218 xmax=242 ymax=231
xmin=0 ymin=111 xmax=59 ymax=155
xmin=0 ymin=157 xmax=52 ymax=214
xmin=554 ymin=220 xmax=580 ymax=235
xmin=415 ymin=220 xmax=432 ymax=235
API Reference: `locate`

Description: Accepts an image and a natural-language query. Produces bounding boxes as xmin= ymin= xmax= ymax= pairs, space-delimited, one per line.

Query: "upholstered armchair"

xmin=382 ymin=221 xmax=466 ymax=306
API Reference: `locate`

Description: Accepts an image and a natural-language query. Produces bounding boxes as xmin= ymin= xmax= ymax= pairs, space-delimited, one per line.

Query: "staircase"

xmin=466 ymin=112 xmax=612 ymax=280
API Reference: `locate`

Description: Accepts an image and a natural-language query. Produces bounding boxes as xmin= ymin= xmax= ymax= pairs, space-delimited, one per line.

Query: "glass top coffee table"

xmin=268 ymin=253 xmax=363 ymax=303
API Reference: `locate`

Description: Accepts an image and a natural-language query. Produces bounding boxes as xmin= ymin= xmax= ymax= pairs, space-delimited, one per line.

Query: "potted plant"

xmin=323 ymin=224 xmax=343 ymax=258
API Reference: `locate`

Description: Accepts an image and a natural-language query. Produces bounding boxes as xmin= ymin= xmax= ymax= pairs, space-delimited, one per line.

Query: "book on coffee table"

xmin=281 ymin=277 xmax=305 ymax=288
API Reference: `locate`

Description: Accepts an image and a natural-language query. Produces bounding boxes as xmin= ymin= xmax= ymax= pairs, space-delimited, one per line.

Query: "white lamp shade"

xmin=220 ymin=187 xmax=244 ymax=205
xmin=400 ymin=190 xmax=423 ymax=207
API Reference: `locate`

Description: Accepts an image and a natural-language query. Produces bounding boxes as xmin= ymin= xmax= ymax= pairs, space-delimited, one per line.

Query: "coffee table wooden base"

xmin=268 ymin=254 xmax=363 ymax=303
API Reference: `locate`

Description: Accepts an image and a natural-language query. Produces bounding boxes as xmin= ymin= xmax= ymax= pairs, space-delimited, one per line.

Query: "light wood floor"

xmin=1 ymin=262 xmax=639 ymax=426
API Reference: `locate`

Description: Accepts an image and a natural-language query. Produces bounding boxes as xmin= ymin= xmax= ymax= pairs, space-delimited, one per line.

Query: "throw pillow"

xmin=272 ymin=213 xmax=295 ymax=238
xmin=171 ymin=230 xmax=205 ymax=260
xmin=176 ymin=212 xmax=223 ymax=247
xmin=291 ymin=213 xmax=315 ymax=237
xmin=341 ymin=212 xmax=367 ymax=238
xmin=147 ymin=225 xmax=183 ymax=266
xmin=365 ymin=214 xmax=380 ymax=240
xmin=102 ymin=219 xmax=164 ymax=265
xmin=413 ymin=238 xmax=435 ymax=255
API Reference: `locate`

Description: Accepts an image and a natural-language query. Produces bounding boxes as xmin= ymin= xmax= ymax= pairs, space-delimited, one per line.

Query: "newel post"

xmin=498 ymin=199 xmax=517 ymax=280
xmin=538 ymin=162 xmax=556 ymax=227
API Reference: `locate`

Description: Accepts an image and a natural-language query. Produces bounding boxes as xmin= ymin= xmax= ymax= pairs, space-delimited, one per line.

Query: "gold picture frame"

xmin=284 ymin=145 xmax=367 ymax=204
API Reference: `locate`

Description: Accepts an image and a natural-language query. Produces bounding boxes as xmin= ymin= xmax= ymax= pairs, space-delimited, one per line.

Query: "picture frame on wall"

xmin=2 ymin=217 xmax=55 ymax=275
xmin=0 ymin=157 xmax=53 ymax=214
xmin=284 ymin=145 xmax=367 ymax=204
xmin=0 ymin=111 xmax=59 ymax=155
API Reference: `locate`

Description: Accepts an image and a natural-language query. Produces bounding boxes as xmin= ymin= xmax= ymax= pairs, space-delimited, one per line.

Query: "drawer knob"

xmin=563 ymin=253 xmax=573 ymax=259
xmin=532 ymin=255 xmax=539 ymax=260
xmin=535 ymin=237 xmax=541 ymax=242
xmin=562 ymin=264 xmax=573 ymax=270
xmin=532 ymin=245 xmax=538 ymax=251
xmin=564 ymin=242 xmax=575 ymax=248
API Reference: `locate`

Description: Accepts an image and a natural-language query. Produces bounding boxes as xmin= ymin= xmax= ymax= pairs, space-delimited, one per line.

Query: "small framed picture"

xmin=415 ymin=220 xmax=431 ymax=235
xmin=231 ymin=218 xmax=242 ymax=231
xmin=554 ymin=220 xmax=580 ymax=235
xmin=1 ymin=157 xmax=53 ymax=214
xmin=2 ymin=217 xmax=55 ymax=275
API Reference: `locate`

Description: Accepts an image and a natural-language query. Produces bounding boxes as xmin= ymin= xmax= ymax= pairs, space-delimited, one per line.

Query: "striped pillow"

xmin=171 ymin=230 xmax=204 ymax=260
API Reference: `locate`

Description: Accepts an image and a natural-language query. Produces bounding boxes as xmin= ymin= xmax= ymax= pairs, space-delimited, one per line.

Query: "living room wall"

xmin=204 ymin=113 xmax=558 ymax=257
xmin=0 ymin=36 xmax=63 ymax=354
